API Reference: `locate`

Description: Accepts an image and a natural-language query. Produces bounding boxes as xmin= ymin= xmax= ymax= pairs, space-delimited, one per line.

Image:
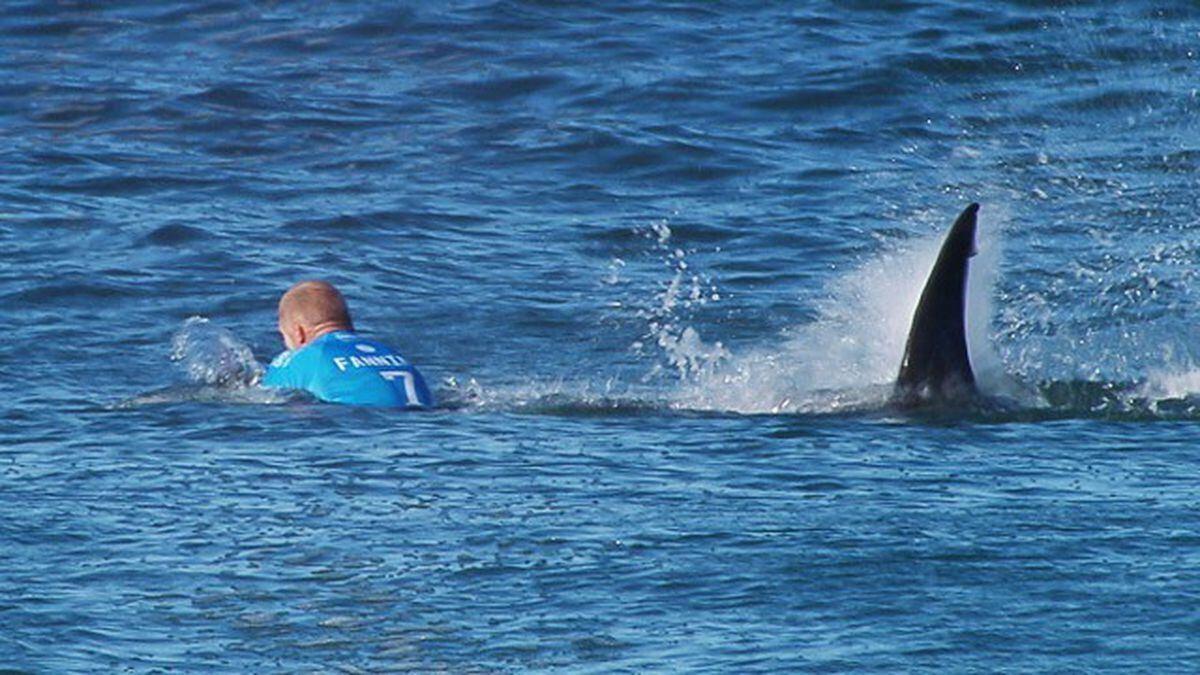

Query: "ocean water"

xmin=4 ymin=0 xmax=1200 ymax=671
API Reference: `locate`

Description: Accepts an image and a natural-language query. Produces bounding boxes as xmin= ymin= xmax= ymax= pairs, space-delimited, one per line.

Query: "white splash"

xmin=633 ymin=220 xmax=728 ymax=382
xmin=1142 ymin=367 xmax=1200 ymax=401
xmin=170 ymin=316 xmax=264 ymax=387
xmin=1138 ymin=347 xmax=1200 ymax=409
xmin=112 ymin=318 xmax=283 ymax=408
xmin=439 ymin=374 xmax=655 ymax=413
xmin=666 ymin=209 xmax=1031 ymax=414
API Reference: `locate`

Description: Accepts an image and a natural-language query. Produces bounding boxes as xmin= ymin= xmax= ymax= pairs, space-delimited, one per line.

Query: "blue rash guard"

xmin=262 ymin=330 xmax=434 ymax=408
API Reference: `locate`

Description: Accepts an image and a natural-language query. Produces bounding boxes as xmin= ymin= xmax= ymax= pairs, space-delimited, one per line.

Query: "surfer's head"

xmin=277 ymin=280 xmax=354 ymax=350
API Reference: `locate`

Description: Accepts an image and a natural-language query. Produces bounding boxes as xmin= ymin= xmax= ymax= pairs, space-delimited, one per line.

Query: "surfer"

xmin=261 ymin=280 xmax=434 ymax=408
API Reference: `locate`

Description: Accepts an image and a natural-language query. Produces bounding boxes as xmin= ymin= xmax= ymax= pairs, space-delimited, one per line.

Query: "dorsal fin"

xmin=893 ymin=203 xmax=979 ymax=406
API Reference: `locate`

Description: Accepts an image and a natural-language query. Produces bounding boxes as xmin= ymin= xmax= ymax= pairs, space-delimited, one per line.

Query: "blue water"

xmin=4 ymin=1 xmax=1200 ymax=671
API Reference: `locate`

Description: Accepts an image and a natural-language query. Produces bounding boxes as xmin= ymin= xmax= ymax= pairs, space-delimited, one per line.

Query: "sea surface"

xmin=4 ymin=1 xmax=1200 ymax=672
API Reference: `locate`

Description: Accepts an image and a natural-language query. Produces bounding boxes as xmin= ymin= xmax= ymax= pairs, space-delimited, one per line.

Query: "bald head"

xmin=277 ymin=280 xmax=354 ymax=350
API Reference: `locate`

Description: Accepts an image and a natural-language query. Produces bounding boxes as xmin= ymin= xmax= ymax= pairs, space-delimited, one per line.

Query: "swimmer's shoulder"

xmin=324 ymin=331 xmax=403 ymax=359
xmin=267 ymin=332 xmax=339 ymax=376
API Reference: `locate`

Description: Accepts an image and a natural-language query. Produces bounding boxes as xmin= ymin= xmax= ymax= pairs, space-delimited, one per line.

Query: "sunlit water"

xmin=4 ymin=1 xmax=1200 ymax=671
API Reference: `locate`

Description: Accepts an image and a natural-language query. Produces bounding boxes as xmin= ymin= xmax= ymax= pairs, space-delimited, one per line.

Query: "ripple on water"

xmin=181 ymin=84 xmax=275 ymax=112
xmin=141 ymin=223 xmax=213 ymax=246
